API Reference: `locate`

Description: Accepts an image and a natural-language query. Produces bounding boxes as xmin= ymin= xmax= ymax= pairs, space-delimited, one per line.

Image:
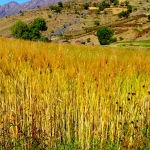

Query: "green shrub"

xmin=10 ymin=18 xmax=48 ymax=42
xmin=58 ymin=1 xmax=63 ymax=8
xmin=119 ymin=36 xmax=124 ymax=41
xmin=97 ymin=26 xmax=117 ymax=45
xmin=40 ymin=37 xmax=49 ymax=42
xmin=94 ymin=20 xmax=100 ymax=26
xmin=84 ymin=3 xmax=89 ymax=10
xmin=10 ymin=20 xmax=29 ymax=39
xmin=87 ymin=38 xmax=91 ymax=43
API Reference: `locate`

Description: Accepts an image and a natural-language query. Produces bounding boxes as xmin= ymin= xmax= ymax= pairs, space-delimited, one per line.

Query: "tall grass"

xmin=0 ymin=37 xmax=150 ymax=149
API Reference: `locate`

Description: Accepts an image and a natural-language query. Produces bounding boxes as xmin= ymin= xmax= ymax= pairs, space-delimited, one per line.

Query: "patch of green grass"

xmin=117 ymin=40 xmax=150 ymax=47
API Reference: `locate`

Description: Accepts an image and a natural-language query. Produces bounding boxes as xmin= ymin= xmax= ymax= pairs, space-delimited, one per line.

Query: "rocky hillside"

xmin=0 ymin=0 xmax=67 ymax=18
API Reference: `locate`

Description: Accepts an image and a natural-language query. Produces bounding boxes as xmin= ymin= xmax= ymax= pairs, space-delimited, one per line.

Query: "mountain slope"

xmin=0 ymin=0 xmax=66 ymax=18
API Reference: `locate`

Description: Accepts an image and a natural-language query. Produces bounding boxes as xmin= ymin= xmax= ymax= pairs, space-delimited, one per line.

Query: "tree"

xmin=10 ymin=20 xmax=29 ymax=39
xmin=50 ymin=5 xmax=62 ymax=13
xmin=84 ymin=3 xmax=89 ymax=10
xmin=29 ymin=18 xmax=47 ymax=31
xmin=29 ymin=28 xmax=41 ymax=41
xmin=127 ymin=5 xmax=132 ymax=13
xmin=97 ymin=26 xmax=117 ymax=45
xmin=99 ymin=1 xmax=110 ymax=11
xmin=10 ymin=18 xmax=48 ymax=42
xmin=58 ymin=1 xmax=63 ymax=8
xmin=118 ymin=10 xmax=130 ymax=18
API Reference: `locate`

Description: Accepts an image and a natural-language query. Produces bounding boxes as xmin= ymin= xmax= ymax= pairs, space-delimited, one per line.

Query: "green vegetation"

xmin=99 ymin=1 xmax=110 ymax=11
xmin=118 ymin=40 xmax=150 ymax=47
xmin=84 ymin=3 xmax=89 ymax=10
xmin=10 ymin=18 xmax=48 ymax=42
xmin=86 ymin=37 xmax=91 ymax=43
xmin=111 ymin=0 xmax=119 ymax=6
xmin=97 ymin=26 xmax=117 ymax=45
xmin=50 ymin=4 xmax=62 ymax=13
xmin=148 ymin=15 xmax=150 ymax=21
xmin=58 ymin=1 xmax=63 ymax=8
xmin=118 ymin=2 xmax=132 ymax=18
xmin=118 ymin=5 xmax=132 ymax=18
xmin=94 ymin=20 xmax=100 ymax=26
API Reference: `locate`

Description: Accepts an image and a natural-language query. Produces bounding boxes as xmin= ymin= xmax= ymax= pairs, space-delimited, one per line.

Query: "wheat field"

xmin=0 ymin=37 xmax=150 ymax=149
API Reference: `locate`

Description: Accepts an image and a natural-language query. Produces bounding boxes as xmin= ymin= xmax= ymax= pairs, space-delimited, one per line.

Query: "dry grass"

xmin=0 ymin=37 xmax=150 ymax=149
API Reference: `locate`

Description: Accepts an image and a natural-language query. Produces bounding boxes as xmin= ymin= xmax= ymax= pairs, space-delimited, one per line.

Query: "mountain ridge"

xmin=0 ymin=0 xmax=66 ymax=18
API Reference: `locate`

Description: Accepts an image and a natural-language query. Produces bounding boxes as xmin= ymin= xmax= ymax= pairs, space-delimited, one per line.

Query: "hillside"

xmin=0 ymin=0 xmax=67 ymax=18
xmin=0 ymin=0 xmax=150 ymax=45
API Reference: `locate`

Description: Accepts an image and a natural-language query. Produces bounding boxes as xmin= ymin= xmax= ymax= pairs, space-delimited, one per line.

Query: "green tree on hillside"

xmin=10 ymin=18 xmax=48 ymax=42
xmin=29 ymin=18 xmax=47 ymax=31
xmin=10 ymin=20 xmax=29 ymax=39
xmin=84 ymin=3 xmax=89 ymax=10
xmin=58 ymin=1 xmax=63 ymax=8
xmin=50 ymin=5 xmax=62 ymax=13
xmin=97 ymin=26 xmax=117 ymax=45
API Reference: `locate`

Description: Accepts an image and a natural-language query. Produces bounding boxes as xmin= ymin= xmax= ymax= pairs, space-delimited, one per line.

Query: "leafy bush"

xmin=119 ymin=36 xmax=124 ymax=41
xmin=10 ymin=20 xmax=29 ymax=39
xmin=118 ymin=10 xmax=130 ymax=18
xmin=50 ymin=5 xmax=62 ymax=13
xmin=10 ymin=18 xmax=48 ymax=42
xmin=94 ymin=20 xmax=100 ymax=26
xmin=97 ymin=26 xmax=117 ymax=45
xmin=84 ymin=3 xmax=89 ymax=10
xmin=87 ymin=38 xmax=91 ymax=43
xmin=99 ymin=1 xmax=110 ymax=11
xmin=118 ymin=5 xmax=132 ymax=18
xmin=40 ymin=37 xmax=49 ymax=42
xmin=58 ymin=1 xmax=63 ymax=8
xmin=29 ymin=18 xmax=47 ymax=31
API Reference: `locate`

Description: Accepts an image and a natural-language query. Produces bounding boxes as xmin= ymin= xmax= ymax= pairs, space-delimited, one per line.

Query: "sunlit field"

xmin=0 ymin=37 xmax=150 ymax=149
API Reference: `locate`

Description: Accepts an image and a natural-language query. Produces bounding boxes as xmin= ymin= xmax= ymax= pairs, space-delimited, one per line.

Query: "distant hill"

xmin=0 ymin=0 xmax=67 ymax=18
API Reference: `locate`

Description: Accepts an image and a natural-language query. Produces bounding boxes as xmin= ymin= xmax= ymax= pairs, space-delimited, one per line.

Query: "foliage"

xmin=29 ymin=18 xmax=47 ymax=31
xmin=10 ymin=18 xmax=48 ymax=41
xmin=148 ymin=15 xmax=150 ymax=21
xmin=111 ymin=0 xmax=119 ymax=6
xmin=40 ymin=36 xmax=49 ymax=42
xmin=94 ymin=20 xmax=100 ymax=26
xmin=84 ymin=3 xmax=89 ymax=10
xmin=50 ymin=5 xmax=62 ymax=13
xmin=48 ymin=14 xmax=52 ymax=18
xmin=118 ymin=10 xmax=130 ymax=18
xmin=10 ymin=20 xmax=29 ymax=39
xmin=125 ymin=1 xmax=130 ymax=6
xmin=118 ymin=5 xmax=132 ymax=18
xmin=119 ymin=36 xmax=124 ymax=41
xmin=97 ymin=26 xmax=116 ymax=45
xmin=86 ymin=38 xmax=91 ymax=43
xmin=99 ymin=1 xmax=110 ymax=11
xmin=58 ymin=1 xmax=63 ymax=8
xmin=127 ymin=5 xmax=132 ymax=13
